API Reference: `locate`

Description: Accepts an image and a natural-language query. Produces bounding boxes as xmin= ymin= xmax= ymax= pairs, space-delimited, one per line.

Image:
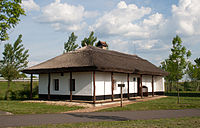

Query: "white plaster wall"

xmin=95 ymin=72 xmax=111 ymax=96
xmin=154 ymin=76 xmax=165 ymax=92
xmin=38 ymin=72 xmax=93 ymax=96
xmin=38 ymin=74 xmax=48 ymax=94
xmin=129 ymin=74 xmax=138 ymax=93
xmin=94 ymin=72 xmax=139 ymax=96
xmin=142 ymin=75 xmax=152 ymax=92
xmin=113 ymin=73 xmax=128 ymax=95
xmin=39 ymin=72 xmax=165 ymax=96
xmin=72 ymin=72 xmax=93 ymax=96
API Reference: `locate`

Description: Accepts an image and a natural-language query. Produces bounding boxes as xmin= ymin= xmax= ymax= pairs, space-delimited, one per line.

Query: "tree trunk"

xmin=166 ymin=82 xmax=168 ymax=93
xmin=196 ymin=81 xmax=200 ymax=91
xmin=5 ymin=80 xmax=11 ymax=100
xmin=177 ymin=81 xmax=180 ymax=104
xmin=169 ymin=82 xmax=172 ymax=92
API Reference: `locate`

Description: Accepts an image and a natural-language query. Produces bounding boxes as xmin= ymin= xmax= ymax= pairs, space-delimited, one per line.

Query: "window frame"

xmin=54 ymin=79 xmax=59 ymax=91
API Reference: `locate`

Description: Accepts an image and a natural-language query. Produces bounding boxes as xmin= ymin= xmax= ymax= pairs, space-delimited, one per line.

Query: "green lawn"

xmin=19 ymin=117 xmax=200 ymax=128
xmin=0 ymin=81 xmax=38 ymax=100
xmin=100 ymin=96 xmax=200 ymax=112
xmin=0 ymin=100 xmax=83 ymax=114
xmin=0 ymin=81 xmax=84 ymax=114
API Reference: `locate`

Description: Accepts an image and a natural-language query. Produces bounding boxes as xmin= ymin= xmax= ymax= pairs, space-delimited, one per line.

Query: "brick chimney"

xmin=96 ymin=40 xmax=108 ymax=49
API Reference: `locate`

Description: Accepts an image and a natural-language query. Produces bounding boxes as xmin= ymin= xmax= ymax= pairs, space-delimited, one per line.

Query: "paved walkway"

xmin=65 ymin=96 xmax=167 ymax=113
xmin=0 ymin=109 xmax=200 ymax=127
xmin=0 ymin=110 xmax=12 ymax=115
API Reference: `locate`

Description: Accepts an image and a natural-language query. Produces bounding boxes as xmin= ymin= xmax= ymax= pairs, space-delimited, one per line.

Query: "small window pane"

xmin=54 ymin=79 xmax=59 ymax=91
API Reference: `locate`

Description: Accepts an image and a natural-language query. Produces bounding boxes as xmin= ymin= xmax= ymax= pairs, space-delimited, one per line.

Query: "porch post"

xmin=127 ymin=73 xmax=130 ymax=100
xmin=93 ymin=71 xmax=96 ymax=104
xmin=111 ymin=72 xmax=114 ymax=101
xmin=48 ymin=73 xmax=51 ymax=100
xmin=70 ymin=72 xmax=72 ymax=102
xmin=152 ymin=75 xmax=154 ymax=97
xmin=30 ymin=74 xmax=33 ymax=99
xmin=140 ymin=74 xmax=143 ymax=98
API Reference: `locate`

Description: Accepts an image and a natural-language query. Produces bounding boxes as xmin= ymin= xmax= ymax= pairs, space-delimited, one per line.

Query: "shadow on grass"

xmin=67 ymin=113 xmax=130 ymax=121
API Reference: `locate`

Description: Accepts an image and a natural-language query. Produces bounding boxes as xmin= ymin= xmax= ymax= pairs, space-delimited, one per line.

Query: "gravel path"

xmin=0 ymin=110 xmax=12 ymax=115
xmin=0 ymin=109 xmax=199 ymax=127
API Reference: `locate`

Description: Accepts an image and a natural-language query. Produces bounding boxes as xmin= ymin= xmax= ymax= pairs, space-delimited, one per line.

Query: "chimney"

xmin=96 ymin=40 xmax=108 ymax=49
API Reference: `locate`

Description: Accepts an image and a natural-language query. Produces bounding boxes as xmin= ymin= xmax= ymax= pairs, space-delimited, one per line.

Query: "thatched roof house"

xmin=23 ymin=46 xmax=167 ymax=102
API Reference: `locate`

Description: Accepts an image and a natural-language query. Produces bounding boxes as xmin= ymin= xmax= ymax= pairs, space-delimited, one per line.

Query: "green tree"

xmin=81 ymin=31 xmax=97 ymax=47
xmin=64 ymin=32 xmax=79 ymax=53
xmin=160 ymin=35 xmax=191 ymax=103
xmin=0 ymin=0 xmax=25 ymax=41
xmin=187 ymin=58 xmax=200 ymax=91
xmin=0 ymin=34 xmax=29 ymax=100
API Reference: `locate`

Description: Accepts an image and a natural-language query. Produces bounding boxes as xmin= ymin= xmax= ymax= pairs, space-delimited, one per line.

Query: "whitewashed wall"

xmin=39 ymin=72 xmax=93 ymax=96
xmin=95 ymin=72 xmax=111 ymax=96
xmin=142 ymin=75 xmax=152 ymax=92
xmin=154 ymin=76 xmax=165 ymax=92
xmin=129 ymin=74 xmax=139 ymax=94
xmin=39 ymin=71 xmax=165 ymax=97
xmin=94 ymin=72 xmax=139 ymax=96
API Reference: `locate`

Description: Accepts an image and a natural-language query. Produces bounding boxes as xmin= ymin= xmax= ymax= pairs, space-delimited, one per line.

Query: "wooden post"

xmin=118 ymin=84 xmax=125 ymax=107
xmin=140 ymin=74 xmax=143 ymax=98
xmin=127 ymin=73 xmax=130 ymax=100
xmin=152 ymin=75 xmax=154 ymax=97
xmin=48 ymin=73 xmax=51 ymax=100
xmin=70 ymin=72 xmax=72 ymax=102
xmin=111 ymin=72 xmax=114 ymax=101
xmin=30 ymin=74 xmax=33 ymax=99
xmin=93 ymin=71 xmax=96 ymax=104
xmin=120 ymin=86 xmax=123 ymax=107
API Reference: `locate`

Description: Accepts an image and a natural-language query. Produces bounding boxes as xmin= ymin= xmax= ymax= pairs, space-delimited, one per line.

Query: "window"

xmin=54 ymin=79 xmax=59 ymax=91
xmin=133 ymin=77 xmax=136 ymax=81
xmin=70 ymin=79 xmax=75 ymax=91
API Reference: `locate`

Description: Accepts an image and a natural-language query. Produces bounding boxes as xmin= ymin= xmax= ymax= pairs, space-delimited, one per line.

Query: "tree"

xmin=0 ymin=34 xmax=29 ymax=100
xmin=0 ymin=0 xmax=25 ymax=41
xmin=64 ymin=32 xmax=79 ymax=53
xmin=160 ymin=35 xmax=191 ymax=103
xmin=81 ymin=31 xmax=97 ymax=47
xmin=187 ymin=58 xmax=200 ymax=91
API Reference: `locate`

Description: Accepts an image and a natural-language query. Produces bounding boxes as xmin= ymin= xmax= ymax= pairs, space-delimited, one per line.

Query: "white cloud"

xmin=92 ymin=1 xmax=154 ymax=39
xmin=37 ymin=0 xmax=98 ymax=31
xmin=172 ymin=0 xmax=200 ymax=36
xmin=91 ymin=1 xmax=167 ymax=51
xmin=22 ymin=0 xmax=40 ymax=11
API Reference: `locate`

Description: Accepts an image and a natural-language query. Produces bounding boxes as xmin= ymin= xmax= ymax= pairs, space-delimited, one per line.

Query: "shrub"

xmin=9 ymin=85 xmax=38 ymax=100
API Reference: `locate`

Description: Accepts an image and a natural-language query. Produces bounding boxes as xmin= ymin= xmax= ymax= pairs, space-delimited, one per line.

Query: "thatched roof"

xmin=22 ymin=46 xmax=167 ymax=76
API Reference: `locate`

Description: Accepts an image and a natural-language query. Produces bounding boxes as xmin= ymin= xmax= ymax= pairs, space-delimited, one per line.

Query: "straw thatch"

xmin=22 ymin=46 xmax=167 ymax=76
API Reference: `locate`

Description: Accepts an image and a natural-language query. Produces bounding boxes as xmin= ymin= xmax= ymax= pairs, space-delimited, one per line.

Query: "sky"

xmin=0 ymin=0 xmax=200 ymax=67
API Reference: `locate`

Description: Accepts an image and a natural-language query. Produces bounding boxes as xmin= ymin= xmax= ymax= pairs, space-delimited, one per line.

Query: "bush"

xmin=9 ymin=85 xmax=38 ymax=100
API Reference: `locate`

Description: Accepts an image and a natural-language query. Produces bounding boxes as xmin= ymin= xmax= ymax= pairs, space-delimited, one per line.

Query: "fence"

xmin=0 ymin=77 xmax=39 ymax=82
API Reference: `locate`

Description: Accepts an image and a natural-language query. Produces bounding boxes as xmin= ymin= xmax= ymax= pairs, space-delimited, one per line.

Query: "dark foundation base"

xmin=39 ymin=92 xmax=164 ymax=101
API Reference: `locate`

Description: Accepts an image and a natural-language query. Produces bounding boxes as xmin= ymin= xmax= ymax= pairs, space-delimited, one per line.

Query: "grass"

xmin=0 ymin=81 xmax=38 ymax=99
xmin=0 ymin=100 xmax=83 ymax=114
xmin=166 ymin=91 xmax=200 ymax=93
xmin=100 ymin=96 xmax=200 ymax=112
xmin=19 ymin=117 xmax=200 ymax=128
xmin=0 ymin=81 xmax=84 ymax=114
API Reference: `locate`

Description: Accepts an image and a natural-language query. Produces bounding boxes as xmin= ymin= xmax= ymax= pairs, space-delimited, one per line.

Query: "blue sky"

xmin=0 ymin=0 xmax=199 ymax=67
